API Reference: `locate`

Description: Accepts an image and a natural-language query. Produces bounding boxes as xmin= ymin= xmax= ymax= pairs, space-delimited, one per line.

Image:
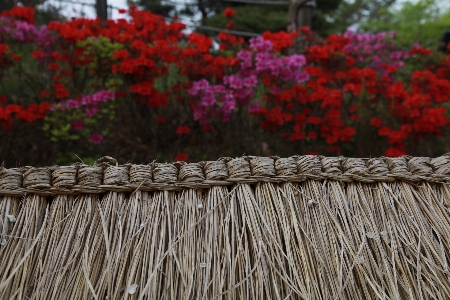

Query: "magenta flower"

xmin=67 ymin=99 xmax=81 ymax=109
xmin=81 ymin=95 xmax=94 ymax=105
xmin=201 ymin=89 xmax=216 ymax=106
xmin=189 ymin=36 xmax=309 ymax=123
xmin=343 ymin=30 xmax=410 ymax=76
xmin=248 ymin=103 xmax=261 ymax=114
xmin=249 ymin=36 xmax=273 ymax=52
xmin=237 ymin=50 xmax=252 ymax=68
xmin=85 ymin=105 xmax=100 ymax=117
xmin=71 ymin=119 xmax=84 ymax=130
xmin=54 ymin=90 xmax=115 ymax=112
xmin=224 ymin=75 xmax=243 ymax=89
xmin=243 ymin=75 xmax=257 ymax=87
xmin=88 ymin=133 xmax=104 ymax=144
xmin=211 ymin=85 xmax=225 ymax=93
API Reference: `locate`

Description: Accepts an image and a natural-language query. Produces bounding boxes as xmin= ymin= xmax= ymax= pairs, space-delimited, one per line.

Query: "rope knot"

xmin=52 ymin=166 xmax=77 ymax=188
xmin=23 ymin=167 xmax=51 ymax=189
xmin=249 ymin=156 xmax=276 ymax=177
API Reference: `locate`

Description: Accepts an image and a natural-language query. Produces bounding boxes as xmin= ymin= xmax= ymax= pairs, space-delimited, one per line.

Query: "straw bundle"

xmin=0 ymin=167 xmax=50 ymax=299
xmin=0 ymin=167 xmax=23 ymax=252
xmin=0 ymin=154 xmax=450 ymax=299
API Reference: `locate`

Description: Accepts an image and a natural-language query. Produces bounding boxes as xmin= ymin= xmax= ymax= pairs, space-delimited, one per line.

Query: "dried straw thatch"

xmin=1 ymin=154 xmax=450 ymax=299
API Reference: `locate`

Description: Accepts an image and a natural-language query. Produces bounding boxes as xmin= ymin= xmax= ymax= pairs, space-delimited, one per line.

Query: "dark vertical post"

xmin=96 ymin=0 xmax=108 ymax=20
xmin=0 ymin=0 xmax=15 ymax=13
xmin=296 ymin=0 xmax=315 ymax=28
xmin=439 ymin=29 xmax=450 ymax=53
xmin=288 ymin=0 xmax=316 ymax=53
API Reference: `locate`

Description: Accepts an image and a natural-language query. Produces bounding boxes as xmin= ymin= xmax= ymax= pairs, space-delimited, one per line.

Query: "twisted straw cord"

xmin=0 ymin=154 xmax=448 ymax=196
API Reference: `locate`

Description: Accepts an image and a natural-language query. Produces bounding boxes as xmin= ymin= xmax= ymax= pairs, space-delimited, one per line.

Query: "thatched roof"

xmin=1 ymin=154 xmax=450 ymax=299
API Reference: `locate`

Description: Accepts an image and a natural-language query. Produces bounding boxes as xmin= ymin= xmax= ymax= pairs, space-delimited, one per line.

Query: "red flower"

xmin=175 ymin=153 xmax=188 ymax=161
xmin=202 ymin=124 xmax=215 ymax=132
xmin=307 ymin=131 xmax=317 ymax=139
xmin=329 ymin=146 xmax=340 ymax=153
xmin=0 ymin=96 xmax=6 ymax=102
xmin=118 ymin=8 xmax=127 ymax=14
xmin=378 ymin=126 xmax=391 ymax=136
xmin=50 ymin=52 xmax=60 ymax=60
xmin=307 ymin=116 xmax=322 ymax=125
xmin=156 ymin=116 xmax=165 ymax=124
xmin=48 ymin=63 xmax=60 ymax=70
xmin=410 ymin=46 xmax=433 ymax=56
xmin=226 ymin=21 xmax=235 ymax=29
xmin=348 ymin=105 xmax=358 ymax=113
xmin=262 ymin=31 xmax=298 ymax=52
xmin=341 ymin=127 xmax=356 ymax=141
xmin=350 ymin=114 xmax=359 ymax=121
xmin=370 ymin=117 xmax=383 ymax=128
xmin=188 ymin=33 xmax=213 ymax=52
xmin=1 ymin=6 xmax=35 ymax=24
xmin=385 ymin=147 xmax=406 ymax=157
xmin=223 ymin=7 xmax=235 ymax=18
xmin=299 ymin=26 xmax=310 ymax=34
xmin=40 ymin=90 xmax=48 ymax=97
xmin=54 ymin=83 xmax=69 ymax=99
xmin=115 ymin=90 xmax=126 ymax=98
xmin=31 ymin=51 xmax=44 ymax=59
xmin=289 ymin=131 xmax=305 ymax=141
xmin=0 ymin=44 xmax=9 ymax=57
xmin=176 ymin=125 xmax=191 ymax=135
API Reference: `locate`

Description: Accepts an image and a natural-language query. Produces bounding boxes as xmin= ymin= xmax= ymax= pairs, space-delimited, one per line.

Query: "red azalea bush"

xmin=0 ymin=6 xmax=449 ymax=165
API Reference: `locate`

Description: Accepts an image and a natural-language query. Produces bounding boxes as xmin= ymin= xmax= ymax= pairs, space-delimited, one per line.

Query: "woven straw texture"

xmin=1 ymin=154 xmax=450 ymax=299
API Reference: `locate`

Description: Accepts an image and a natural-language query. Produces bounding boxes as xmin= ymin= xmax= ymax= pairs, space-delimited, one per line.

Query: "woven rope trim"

xmin=0 ymin=154 xmax=449 ymax=196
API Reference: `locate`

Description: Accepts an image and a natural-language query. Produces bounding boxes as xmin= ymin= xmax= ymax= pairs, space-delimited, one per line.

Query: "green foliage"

xmin=43 ymin=100 xmax=116 ymax=164
xmin=327 ymin=0 xmax=397 ymax=34
xmin=77 ymin=36 xmax=123 ymax=62
xmin=316 ymin=0 xmax=341 ymax=12
xmin=72 ymin=37 xmax=123 ymax=93
xmin=359 ymin=0 xmax=450 ymax=48
xmin=201 ymin=0 xmax=342 ymax=36
xmin=130 ymin=0 xmax=175 ymax=18
xmin=204 ymin=5 xmax=288 ymax=35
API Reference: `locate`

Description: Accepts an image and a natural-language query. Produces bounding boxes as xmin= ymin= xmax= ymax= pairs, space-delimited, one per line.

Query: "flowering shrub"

xmin=189 ymin=36 xmax=309 ymax=123
xmin=343 ymin=30 xmax=409 ymax=75
xmin=0 ymin=6 xmax=449 ymax=165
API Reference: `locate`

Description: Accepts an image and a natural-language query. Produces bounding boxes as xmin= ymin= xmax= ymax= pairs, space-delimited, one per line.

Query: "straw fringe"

xmin=0 ymin=196 xmax=20 ymax=252
xmin=0 ymin=155 xmax=450 ymax=299
xmin=33 ymin=194 xmax=100 ymax=299
xmin=0 ymin=195 xmax=48 ymax=299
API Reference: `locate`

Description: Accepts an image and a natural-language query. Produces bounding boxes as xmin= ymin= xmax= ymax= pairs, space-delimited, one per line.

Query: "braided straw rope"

xmin=0 ymin=154 xmax=447 ymax=195
xmin=0 ymin=153 xmax=449 ymax=299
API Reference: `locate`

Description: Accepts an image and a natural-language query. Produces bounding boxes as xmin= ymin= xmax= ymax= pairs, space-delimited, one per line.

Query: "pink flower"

xmin=88 ymin=133 xmax=104 ymax=144
xmin=66 ymin=99 xmax=80 ymax=109
xmin=85 ymin=105 xmax=100 ymax=117
xmin=201 ymin=89 xmax=216 ymax=106
xmin=211 ymin=85 xmax=225 ymax=93
xmin=189 ymin=79 xmax=210 ymax=95
xmin=243 ymin=75 xmax=257 ymax=87
xmin=248 ymin=103 xmax=261 ymax=114
xmin=224 ymin=75 xmax=243 ymax=89
xmin=81 ymin=95 xmax=94 ymax=105
xmin=71 ymin=119 xmax=84 ymax=130
xmin=237 ymin=50 xmax=253 ymax=68
xmin=223 ymin=99 xmax=236 ymax=113
xmin=249 ymin=36 xmax=273 ymax=52
xmin=93 ymin=90 xmax=115 ymax=102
